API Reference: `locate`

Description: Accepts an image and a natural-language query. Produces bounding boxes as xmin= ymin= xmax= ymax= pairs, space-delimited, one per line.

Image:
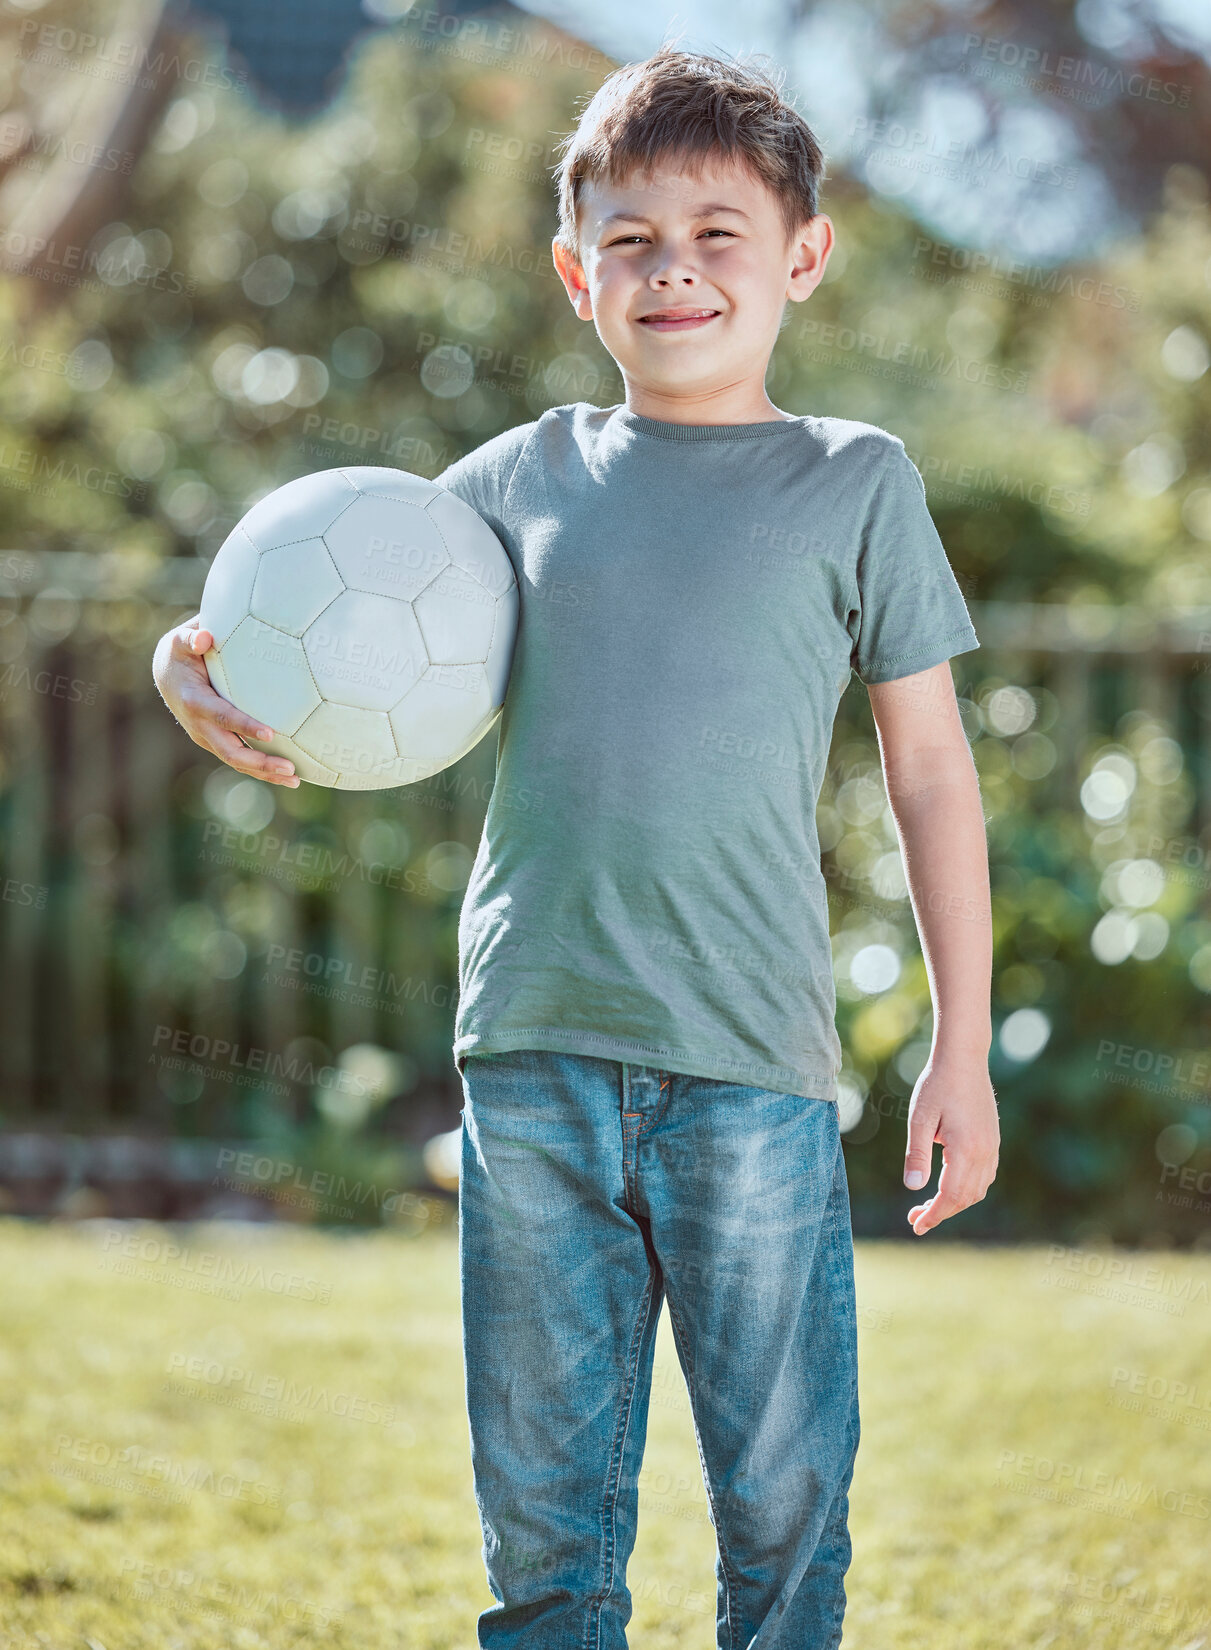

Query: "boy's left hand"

xmin=902 ymin=1055 xmax=999 ymax=1235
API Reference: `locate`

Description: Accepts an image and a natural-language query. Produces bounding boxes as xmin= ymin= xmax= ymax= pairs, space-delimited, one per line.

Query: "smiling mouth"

xmin=636 ymin=309 xmax=721 ymax=331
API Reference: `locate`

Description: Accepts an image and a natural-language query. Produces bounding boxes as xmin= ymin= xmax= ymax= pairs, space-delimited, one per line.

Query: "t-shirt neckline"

xmin=608 ymin=405 xmax=810 ymax=443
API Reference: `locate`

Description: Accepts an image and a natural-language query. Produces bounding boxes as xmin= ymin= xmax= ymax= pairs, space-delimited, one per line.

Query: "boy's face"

xmin=553 ymin=151 xmax=832 ymax=409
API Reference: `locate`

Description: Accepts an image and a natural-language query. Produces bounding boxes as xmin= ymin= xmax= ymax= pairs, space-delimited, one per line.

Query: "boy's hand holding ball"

xmin=152 ymin=615 xmax=299 ymax=787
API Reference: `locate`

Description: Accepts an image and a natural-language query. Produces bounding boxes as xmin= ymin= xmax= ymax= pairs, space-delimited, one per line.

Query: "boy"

xmin=153 ymin=44 xmax=998 ymax=1650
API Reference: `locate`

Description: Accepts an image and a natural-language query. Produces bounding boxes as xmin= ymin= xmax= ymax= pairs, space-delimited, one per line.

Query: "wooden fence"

xmin=1 ymin=548 xmax=1209 ymax=1129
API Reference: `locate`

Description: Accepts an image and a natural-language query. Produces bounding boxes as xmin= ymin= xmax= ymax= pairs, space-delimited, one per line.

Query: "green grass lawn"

xmin=1 ymin=1217 xmax=1209 ymax=1648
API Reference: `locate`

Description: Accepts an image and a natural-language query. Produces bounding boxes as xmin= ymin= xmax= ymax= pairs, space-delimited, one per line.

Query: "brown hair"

xmin=551 ymin=42 xmax=826 ymax=267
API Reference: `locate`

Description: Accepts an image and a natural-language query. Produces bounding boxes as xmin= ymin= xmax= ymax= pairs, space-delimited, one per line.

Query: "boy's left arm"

xmin=866 ymin=660 xmax=1000 ymax=1236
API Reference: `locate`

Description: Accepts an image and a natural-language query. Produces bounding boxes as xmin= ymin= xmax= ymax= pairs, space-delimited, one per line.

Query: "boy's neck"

xmin=622 ymin=382 xmax=795 ymax=426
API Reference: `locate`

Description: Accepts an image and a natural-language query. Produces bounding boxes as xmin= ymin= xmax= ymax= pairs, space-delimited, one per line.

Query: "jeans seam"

xmin=823 ymin=1122 xmax=859 ymax=1650
xmin=821 ymin=1411 xmax=860 ymax=1650
xmin=622 ymin=1071 xmax=673 ymax=1214
xmin=663 ymin=1291 xmax=739 ymax=1650
xmin=622 ymin=1065 xmax=637 ymax=1214
xmin=585 ymin=1262 xmax=658 ymax=1650
xmin=645 ymin=1070 xmax=674 ymax=1133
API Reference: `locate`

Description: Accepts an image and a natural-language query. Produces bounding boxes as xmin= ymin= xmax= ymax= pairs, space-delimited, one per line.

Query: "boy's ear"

xmin=552 ymin=237 xmax=593 ymax=319
xmin=785 ymin=213 xmax=834 ymax=305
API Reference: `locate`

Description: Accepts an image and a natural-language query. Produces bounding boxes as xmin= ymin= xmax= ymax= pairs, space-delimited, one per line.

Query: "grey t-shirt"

xmin=434 ymin=402 xmax=979 ymax=1103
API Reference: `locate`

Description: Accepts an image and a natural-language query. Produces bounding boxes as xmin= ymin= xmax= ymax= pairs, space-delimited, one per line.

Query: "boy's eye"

xmin=605 ymin=229 xmax=736 ymax=246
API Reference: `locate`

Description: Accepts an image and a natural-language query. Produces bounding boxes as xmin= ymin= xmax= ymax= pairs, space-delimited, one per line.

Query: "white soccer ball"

xmin=199 ymin=467 xmax=517 ymax=790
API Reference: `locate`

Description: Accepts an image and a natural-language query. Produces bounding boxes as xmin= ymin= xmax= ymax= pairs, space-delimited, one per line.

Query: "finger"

xmin=903 ymin=1109 xmax=940 ymax=1191
xmin=908 ymin=1154 xmax=980 ymax=1234
xmin=207 ymin=726 xmax=299 ymax=785
xmin=181 ymin=684 xmax=279 ymax=748
xmin=908 ymin=1195 xmax=955 ymax=1236
xmin=908 ymin=1156 xmax=960 ymax=1230
xmin=170 ymin=619 xmax=207 ymax=653
xmin=908 ymin=1157 xmax=997 ymax=1229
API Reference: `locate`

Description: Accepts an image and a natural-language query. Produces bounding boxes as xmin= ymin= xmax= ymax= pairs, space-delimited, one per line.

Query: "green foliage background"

xmin=2 ymin=12 xmax=1210 ymax=1243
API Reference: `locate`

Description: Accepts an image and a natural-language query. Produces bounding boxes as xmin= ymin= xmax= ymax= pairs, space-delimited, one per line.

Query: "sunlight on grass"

xmin=0 ymin=1220 xmax=1208 ymax=1648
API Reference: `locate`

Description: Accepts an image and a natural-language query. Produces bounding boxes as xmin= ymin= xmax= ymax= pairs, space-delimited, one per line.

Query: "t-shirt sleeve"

xmin=432 ymin=420 xmax=535 ymax=544
xmin=849 ymin=439 xmax=980 ymax=685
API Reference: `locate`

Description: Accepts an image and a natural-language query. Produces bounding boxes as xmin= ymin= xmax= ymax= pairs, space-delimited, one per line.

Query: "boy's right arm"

xmin=151 ymin=617 xmax=300 ymax=787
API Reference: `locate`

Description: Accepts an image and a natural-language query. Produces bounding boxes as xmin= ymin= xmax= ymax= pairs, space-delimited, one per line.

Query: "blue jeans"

xmin=457 ymin=1048 xmax=860 ymax=1650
